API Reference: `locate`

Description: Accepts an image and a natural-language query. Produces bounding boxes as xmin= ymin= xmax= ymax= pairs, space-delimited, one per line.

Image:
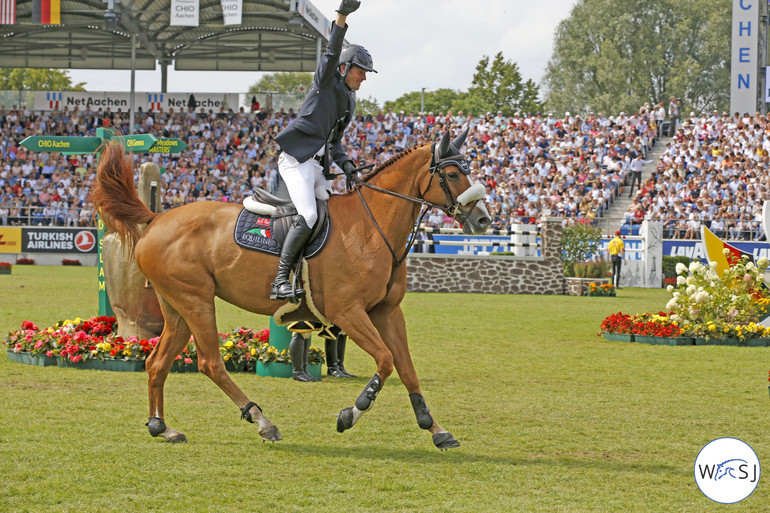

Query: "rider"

xmin=271 ymin=0 xmax=376 ymax=302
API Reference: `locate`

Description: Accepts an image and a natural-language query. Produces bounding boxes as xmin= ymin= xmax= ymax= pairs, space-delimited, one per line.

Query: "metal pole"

xmin=421 ymin=87 xmax=426 ymax=113
xmin=161 ymin=61 xmax=168 ymax=93
xmin=130 ymin=33 xmax=136 ymax=135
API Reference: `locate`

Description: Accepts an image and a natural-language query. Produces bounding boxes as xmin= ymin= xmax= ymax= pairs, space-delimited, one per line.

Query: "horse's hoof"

xmin=167 ymin=433 xmax=188 ymax=443
xmin=432 ymin=432 xmax=460 ymax=450
xmin=259 ymin=425 xmax=283 ymax=442
xmin=336 ymin=407 xmax=355 ymax=433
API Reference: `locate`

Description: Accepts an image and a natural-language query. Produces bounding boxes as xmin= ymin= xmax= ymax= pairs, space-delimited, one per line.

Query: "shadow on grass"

xmin=264 ymin=441 xmax=677 ymax=474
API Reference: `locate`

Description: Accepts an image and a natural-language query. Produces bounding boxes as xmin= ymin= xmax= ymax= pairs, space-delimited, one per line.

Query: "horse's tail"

xmin=91 ymin=141 xmax=158 ymax=252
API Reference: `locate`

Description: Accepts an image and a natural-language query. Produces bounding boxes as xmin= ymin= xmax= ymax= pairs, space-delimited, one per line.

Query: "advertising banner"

xmin=0 ymin=227 xmax=22 ymax=253
xmin=32 ymin=91 xmax=239 ymax=112
xmin=21 ymin=228 xmax=98 ymax=254
xmin=730 ymin=0 xmax=758 ymax=114
xmin=170 ymin=0 xmax=199 ymax=26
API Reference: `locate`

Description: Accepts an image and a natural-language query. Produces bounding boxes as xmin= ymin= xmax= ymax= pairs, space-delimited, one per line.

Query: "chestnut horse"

xmin=92 ymin=130 xmax=490 ymax=450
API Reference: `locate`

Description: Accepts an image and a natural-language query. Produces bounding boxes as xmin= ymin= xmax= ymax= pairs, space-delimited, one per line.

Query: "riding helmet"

xmin=340 ymin=44 xmax=377 ymax=73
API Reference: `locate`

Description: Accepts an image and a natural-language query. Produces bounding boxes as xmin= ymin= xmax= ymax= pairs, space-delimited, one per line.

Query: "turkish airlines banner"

xmin=33 ymin=91 xmax=239 ymax=112
xmin=21 ymin=228 xmax=98 ymax=254
xmin=170 ymin=0 xmax=199 ymax=26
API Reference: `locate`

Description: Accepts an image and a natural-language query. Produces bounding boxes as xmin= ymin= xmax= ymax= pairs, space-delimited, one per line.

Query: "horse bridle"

xmin=349 ymin=145 xmax=478 ymax=267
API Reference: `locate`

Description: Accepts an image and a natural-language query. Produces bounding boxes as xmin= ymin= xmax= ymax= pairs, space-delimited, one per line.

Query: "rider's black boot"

xmin=325 ymin=337 xmax=346 ymax=377
xmin=290 ymin=333 xmax=315 ymax=382
xmin=303 ymin=336 xmax=322 ymax=382
xmin=271 ymin=215 xmax=313 ymax=301
xmin=335 ymin=334 xmax=356 ymax=378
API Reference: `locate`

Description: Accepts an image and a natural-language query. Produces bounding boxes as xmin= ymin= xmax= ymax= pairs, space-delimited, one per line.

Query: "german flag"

xmin=32 ymin=0 xmax=60 ymax=24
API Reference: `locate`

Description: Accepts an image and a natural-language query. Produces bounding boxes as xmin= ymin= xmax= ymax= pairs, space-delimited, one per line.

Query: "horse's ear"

xmin=450 ymin=128 xmax=469 ymax=154
xmin=434 ymin=131 xmax=451 ymax=161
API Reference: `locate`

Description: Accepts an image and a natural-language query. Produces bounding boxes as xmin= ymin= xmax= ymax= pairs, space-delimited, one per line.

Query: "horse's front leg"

xmin=327 ymin=306 xmax=394 ymax=434
xmin=370 ymin=303 xmax=460 ymax=450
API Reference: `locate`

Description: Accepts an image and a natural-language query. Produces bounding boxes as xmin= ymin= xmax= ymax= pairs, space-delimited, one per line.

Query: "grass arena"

xmin=1 ymin=265 xmax=768 ymax=512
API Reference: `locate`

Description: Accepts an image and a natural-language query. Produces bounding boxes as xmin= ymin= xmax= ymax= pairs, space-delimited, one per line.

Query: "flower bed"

xmin=599 ymin=252 xmax=770 ymax=347
xmin=3 ymin=317 xmax=325 ymax=371
xmin=16 ymin=258 xmax=34 ymax=265
xmin=62 ymin=259 xmax=82 ymax=266
xmin=0 ymin=262 xmax=10 ymax=275
xmin=586 ymin=282 xmax=616 ymax=297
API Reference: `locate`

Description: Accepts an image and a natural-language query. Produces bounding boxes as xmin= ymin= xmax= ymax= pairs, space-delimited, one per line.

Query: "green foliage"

xmin=355 ymin=95 xmax=381 ymax=116
xmin=543 ymin=0 xmax=730 ymax=115
xmin=573 ymin=261 xmax=611 ymax=279
xmin=469 ymin=52 xmax=544 ymax=116
xmin=662 ymin=255 xmax=691 ymax=281
xmin=560 ymin=223 xmax=603 ymax=275
xmin=248 ymin=72 xmax=313 ymax=95
xmin=0 ymin=68 xmax=86 ymax=91
xmin=384 ymin=88 xmax=466 ymax=116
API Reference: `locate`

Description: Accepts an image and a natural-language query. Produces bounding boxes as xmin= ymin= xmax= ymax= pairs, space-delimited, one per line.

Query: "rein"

xmin=347 ymin=148 xmax=468 ymax=267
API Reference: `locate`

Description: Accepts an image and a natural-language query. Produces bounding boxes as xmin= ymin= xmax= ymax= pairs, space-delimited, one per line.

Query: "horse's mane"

xmin=352 ymin=144 xmax=427 ymax=189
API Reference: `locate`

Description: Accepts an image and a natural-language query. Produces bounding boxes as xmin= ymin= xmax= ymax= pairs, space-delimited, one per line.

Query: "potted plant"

xmin=0 ymin=262 xmax=11 ymax=275
xmin=561 ymin=223 xmax=609 ymax=295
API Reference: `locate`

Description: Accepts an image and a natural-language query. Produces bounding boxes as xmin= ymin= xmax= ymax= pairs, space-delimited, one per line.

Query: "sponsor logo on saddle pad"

xmin=233 ymin=208 xmax=329 ymax=258
xmin=246 ymin=227 xmax=271 ymax=239
xmin=255 ymin=217 xmax=271 ymax=228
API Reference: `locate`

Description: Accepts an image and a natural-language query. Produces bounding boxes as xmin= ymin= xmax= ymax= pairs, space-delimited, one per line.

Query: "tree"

xmin=383 ymin=88 xmax=465 ymax=115
xmin=355 ymin=95 xmax=380 ymax=116
xmin=468 ymin=52 xmax=544 ymax=116
xmin=542 ymin=0 xmax=730 ymax=116
xmin=248 ymin=72 xmax=313 ymax=95
xmin=0 ymin=68 xmax=86 ymax=90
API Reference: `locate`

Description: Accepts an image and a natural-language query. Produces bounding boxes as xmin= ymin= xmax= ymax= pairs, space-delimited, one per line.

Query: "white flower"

xmin=667 ymin=285 xmax=674 ymax=292
xmin=758 ymin=257 xmax=769 ymax=269
xmin=695 ymin=291 xmax=709 ymax=304
xmin=686 ymin=285 xmax=697 ymax=296
xmin=686 ymin=276 xmax=695 ymax=285
xmin=676 ymin=263 xmax=688 ymax=274
xmin=677 ymin=276 xmax=686 ymax=285
xmin=670 ymin=314 xmax=679 ymax=322
xmin=689 ymin=261 xmax=701 ymax=273
xmin=709 ymin=261 xmax=718 ymax=269
xmin=723 ymin=248 xmax=730 ymax=255
xmin=673 ymin=291 xmax=681 ymax=298
xmin=666 ymin=298 xmax=678 ymax=310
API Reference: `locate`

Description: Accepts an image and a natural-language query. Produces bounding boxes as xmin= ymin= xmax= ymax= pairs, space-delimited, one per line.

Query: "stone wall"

xmin=406 ymin=218 xmax=565 ymax=295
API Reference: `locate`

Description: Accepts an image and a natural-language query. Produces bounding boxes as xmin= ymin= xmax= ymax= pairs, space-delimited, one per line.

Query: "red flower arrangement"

xmin=0 ymin=262 xmax=11 ymax=269
xmin=599 ymin=312 xmax=634 ymax=335
xmin=16 ymin=258 xmax=35 ymax=265
xmin=62 ymin=259 xmax=82 ymax=266
xmin=599 ymin=311 xmax=683 ymax=337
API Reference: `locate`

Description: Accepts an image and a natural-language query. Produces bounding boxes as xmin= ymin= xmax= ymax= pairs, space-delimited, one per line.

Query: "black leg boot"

xmin=303 ymin=336 xmax=322 ymax=381
xmin=336 ymin=334 xmax=356 ymax=378
xmin=326 ymin=337 xmax=345 ymax=377
xmin=271 ymin=215 xmax=313 ymax=301
xmin=290 ymin=333 xmax=314 ymax=382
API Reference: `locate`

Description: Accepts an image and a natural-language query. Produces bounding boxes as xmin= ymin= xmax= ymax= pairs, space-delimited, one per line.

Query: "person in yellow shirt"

xmin=607 ymin=230 xmax=625 ymax=289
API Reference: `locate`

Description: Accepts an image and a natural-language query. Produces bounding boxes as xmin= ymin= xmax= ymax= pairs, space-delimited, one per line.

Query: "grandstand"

xmin=3 ymin=102 xmax=766 ymax=241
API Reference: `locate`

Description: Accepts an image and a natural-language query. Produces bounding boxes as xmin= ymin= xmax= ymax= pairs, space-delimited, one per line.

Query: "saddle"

xmin=234 ymin=188 xmax=331 ymax=258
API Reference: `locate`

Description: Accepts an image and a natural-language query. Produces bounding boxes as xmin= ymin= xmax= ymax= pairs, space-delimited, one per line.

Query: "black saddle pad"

xmin=233 ymin=209 xmax=330 ymax=258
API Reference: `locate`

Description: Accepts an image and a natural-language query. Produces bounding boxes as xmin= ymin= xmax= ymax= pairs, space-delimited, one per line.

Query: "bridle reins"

xmin=346 ymin=146 xmax=475 ymax=267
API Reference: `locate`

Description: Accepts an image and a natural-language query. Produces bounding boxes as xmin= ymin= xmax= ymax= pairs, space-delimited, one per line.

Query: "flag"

xmin=220 ymin=0 xmax=242 ymax=26
xmin=32 ymin=0 xmax=60 ymax=24
xmin=170 ymin=0 xmax=199 ymax=26
xmin=0 ymin=0 xmax=16 ymax=25
xmin=700 ymin=224 xmax=754 ymax=279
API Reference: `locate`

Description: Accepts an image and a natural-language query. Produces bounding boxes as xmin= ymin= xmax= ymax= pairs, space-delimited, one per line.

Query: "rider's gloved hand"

xmin=336 ymin=0 xmax=360 ymax=16
xmin=342 ymin=160 xmax=357 ymax=189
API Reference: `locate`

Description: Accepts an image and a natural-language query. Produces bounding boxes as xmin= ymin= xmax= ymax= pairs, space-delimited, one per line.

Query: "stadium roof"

xmin=0 ymin=0 xmax=332 ymax=73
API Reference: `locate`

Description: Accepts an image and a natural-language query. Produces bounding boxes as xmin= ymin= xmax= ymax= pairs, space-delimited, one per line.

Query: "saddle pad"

xmin=233 ymin=209 xmax=330 ymax=258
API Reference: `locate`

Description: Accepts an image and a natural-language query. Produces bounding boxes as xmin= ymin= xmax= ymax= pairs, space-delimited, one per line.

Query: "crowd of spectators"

xmin=4 ymin=100 xmax=767 ymax=241
xmin=624 ymin=110 xmax=769 ymax=240
xmin=1 ymin=101 xmax=660 ymax=232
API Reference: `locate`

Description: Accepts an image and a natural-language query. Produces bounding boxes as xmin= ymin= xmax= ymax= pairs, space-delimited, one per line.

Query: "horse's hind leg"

xmin=186 ymin=309 xmax=282 ymax=442
xmin=145 ymin=298 xmax=192 ymax=443
xmin=370 ymin=304 xmax=460 ymax=450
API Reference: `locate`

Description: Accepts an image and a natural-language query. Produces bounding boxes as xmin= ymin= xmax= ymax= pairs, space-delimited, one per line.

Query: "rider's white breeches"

xmin=278 ymin=152 xmax=327 ymax=228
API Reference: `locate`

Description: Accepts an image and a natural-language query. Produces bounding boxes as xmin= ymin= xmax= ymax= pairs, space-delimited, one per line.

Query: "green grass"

xmin=1 ymin=266 xmax=769 ymax=512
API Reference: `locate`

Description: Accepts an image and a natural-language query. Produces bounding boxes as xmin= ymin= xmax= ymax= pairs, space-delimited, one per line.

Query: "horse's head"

xmin=423 ymin=130 xmax=491 ymax=234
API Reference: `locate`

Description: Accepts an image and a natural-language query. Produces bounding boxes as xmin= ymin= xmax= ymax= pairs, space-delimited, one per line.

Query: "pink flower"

xmin=14 ymin=343 xmax=22 ymax=353
xmin=175 ymin=355 xmax=182 ymax=360
xmin=184 ymin=358 xmax=193 ymax=364
xmin=70 ymin=355 xmax=83 ymax=363
xmin=33 ymin=340 xmax=45 ymax=349
xmin=25 ymin=332 xmax=33 ymax=342
xmin=46 ymin=351 xmax=53 ymax=357
xmin=21 ymin=321 xmax=37 ymax=330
